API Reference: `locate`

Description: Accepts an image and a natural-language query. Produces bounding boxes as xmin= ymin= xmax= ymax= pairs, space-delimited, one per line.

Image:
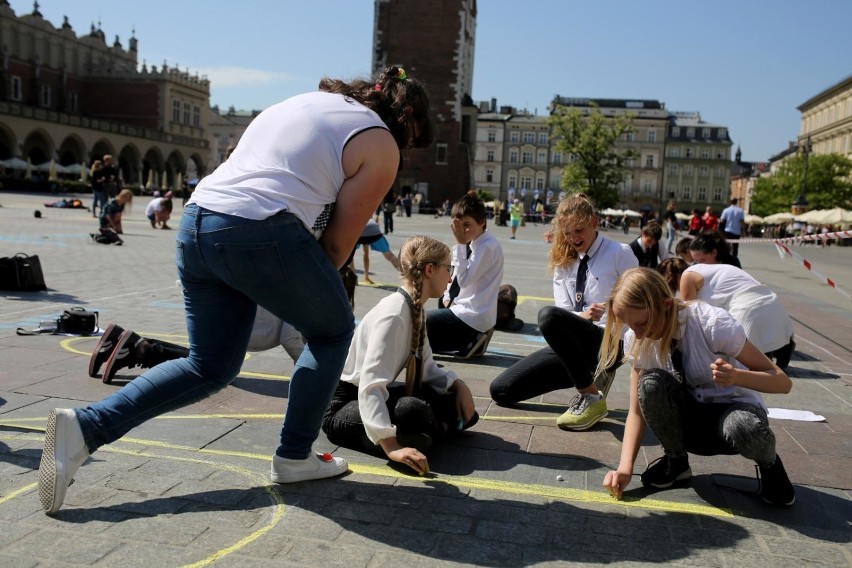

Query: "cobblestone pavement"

xmin=0 ymin=190 xmax=850 ymax=567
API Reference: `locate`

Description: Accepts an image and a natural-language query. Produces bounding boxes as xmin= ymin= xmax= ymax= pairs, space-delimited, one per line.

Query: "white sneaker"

xmin=38 ymin=408 xmax=90 ymax=514
xmin=270 ymin=452 xmax=348 ymax=483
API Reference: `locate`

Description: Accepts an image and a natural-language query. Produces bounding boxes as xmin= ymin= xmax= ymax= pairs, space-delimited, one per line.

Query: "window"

xmin=10 ymin=76 xmax=22 ymax=101
xmin=487 ymin=129 xmax=496 ymax=142
xmin=183 ymin=102 xmax=191 ymax=125
xmin=702 ymin=128 xmax=710 ymax=139
xmin=521 ymin=176 xmax=532 ymax=189
xmin=538 ymin=132 xmax=548 ymax=144
xmin=218 ymin=134 xmax=229 ymax=145
xmin=684 ymin=165 xmax=693 ymax=176
xmin=193 ymin=105 xmax=200 ymax=127
xmin=700 ymin=149 xmax=710 ymax=159
xmin=672 ymin=127 xmax=680 ymax=137
xmin=172 ymin=100 xmax=180 ymax=123
xmin=669 ymin=164 xmax=678 ymax=175
xmin=552 ymin=151 xmax=562 ymax=164
xmin=625 ymin=158 xmax=634 ymax=168
xmin=508 ymin=175 xmax=517 ymax=187
xmin=487 ymin=150 xmax=494 ymax=162
xmin=626 ymin=132 xmax=635 ymax=142
xmin=537 ymin=150 xmax=547 ymax=164
xmin=717 ymin=166 xmax=726 ymax=177
xmin=436 ymin=143 xmax=448 ymax=164
xmin=551 ymin=174 xmax=561 ymax=187
xmin=717 ymin=128 xmax=727 ymax=139
xmin=685 ymin=148 xmax=694 ymax=158
xmin=698 ymin=186 xmax=707 ymax=200
xmin=40 ymin=85 xmax=51 ymax=107
xmin=699 ymin=165 xmax=709 ymax=176
xmin=509 ymin=150 xmax=518 ymax=163
xmin=648 ymin=130 xmax=656 ymax=143
xmin=643 ymin=177 xmax=654 ymax=194
xmin=669 ymin=147 xmax=680 ymax=158
xmin=667 ymin=186 xmax=676 ymax=199
xmin=535 ymin=177 xmax=545 ymax=189
xmin=716 ymin=150 xmax=726 ymax=159
xmin=522 ymin=151 xmax=533 ymax=164
xmin=510 ymin=131 xmax=519 ymax=143
xmin=713 ymin=187 xmax=723 ymax=201
xmin=686 ymin=127 xmax=695 ymax=138
xmin=682 ymin=186 xmax=692 ymax=199
xmin=486 ymin=168 xmax=493 ymax=183
xmin=645 ymin=155 xmax=655 ymax=168
xmin=67 ymin=91 xmax=78 ymax=112
xmin=523 ymin=132 xmax=535 ymax=144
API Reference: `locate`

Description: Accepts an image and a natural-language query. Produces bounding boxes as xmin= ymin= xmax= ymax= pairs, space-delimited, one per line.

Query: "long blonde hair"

xmin=548 ymin=193 xmax=597 ymax=271
xmin=596 ymin=268 xmax=683 ymax=377
xmin=398 ymin=235 xmax=450 ymax=395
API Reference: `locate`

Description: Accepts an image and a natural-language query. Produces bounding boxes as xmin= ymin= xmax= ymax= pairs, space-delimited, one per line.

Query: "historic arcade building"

xmin=0 ymin=1 xmax=209 ymax=190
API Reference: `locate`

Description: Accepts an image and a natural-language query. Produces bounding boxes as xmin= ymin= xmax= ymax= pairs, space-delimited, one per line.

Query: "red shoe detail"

xmin=318 ymin=452 xmax=333 ymax=462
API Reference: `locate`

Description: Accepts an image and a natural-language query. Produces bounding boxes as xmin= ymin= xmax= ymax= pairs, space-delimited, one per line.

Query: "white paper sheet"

xmin=768 ymin=408 xmax=826 ymax=422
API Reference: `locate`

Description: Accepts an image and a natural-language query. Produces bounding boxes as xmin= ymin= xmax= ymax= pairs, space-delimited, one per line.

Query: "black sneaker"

xmin=101 ymin=330 xmax=142 ymax=384
xmin=88 ymin=323 xmax=125 ymax=378
xmin=640 ymin=455 xmax=692 ymax=489
xmin=759 ymin=455 xmax=796 ymax=506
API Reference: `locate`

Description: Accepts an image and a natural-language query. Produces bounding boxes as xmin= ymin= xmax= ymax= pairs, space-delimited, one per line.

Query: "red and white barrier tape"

xmin=773 ymin=241 xmax=852 ymax=300
xmin=728 ymin=230 xmax=852 ymax=245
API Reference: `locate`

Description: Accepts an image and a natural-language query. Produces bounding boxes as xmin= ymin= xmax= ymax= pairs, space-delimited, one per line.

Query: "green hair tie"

xmin=395 ymin=67 xmax=407 ymax=81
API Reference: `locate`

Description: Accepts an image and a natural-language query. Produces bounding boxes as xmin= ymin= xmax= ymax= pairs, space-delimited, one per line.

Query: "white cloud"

xmin=196 ymin=66 xmax=296 ymax=88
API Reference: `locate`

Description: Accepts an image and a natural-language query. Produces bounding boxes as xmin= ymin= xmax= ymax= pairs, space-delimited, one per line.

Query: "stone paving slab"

xmin=1 ymin=190 xmax=851 ymax=566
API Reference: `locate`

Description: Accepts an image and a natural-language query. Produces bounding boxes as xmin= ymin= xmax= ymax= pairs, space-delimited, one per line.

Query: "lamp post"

xmin=792 ymin=135 xmax=811 ymax=215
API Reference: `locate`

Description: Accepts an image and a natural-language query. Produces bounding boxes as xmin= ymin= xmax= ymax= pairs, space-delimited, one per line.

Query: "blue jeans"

xmin=75 ymin=204 xmax=355 ymax=459
xmin=92 ymin=190 xmax=107 ymax=216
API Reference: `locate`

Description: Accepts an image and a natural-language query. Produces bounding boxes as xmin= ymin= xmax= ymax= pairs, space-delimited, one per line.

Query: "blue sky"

xmin=29 ymin=0 xmax=852 ymax=163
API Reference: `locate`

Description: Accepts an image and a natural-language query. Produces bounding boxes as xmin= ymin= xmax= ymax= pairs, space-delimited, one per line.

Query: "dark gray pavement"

xmin=0 ymin=190 xmax=850 ymax=567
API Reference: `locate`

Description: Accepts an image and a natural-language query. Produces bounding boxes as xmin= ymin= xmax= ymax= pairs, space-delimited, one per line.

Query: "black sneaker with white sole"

xmin=101 ymin=330 xmax=142 ymax=384
xmin=640 ymin=455 xmax=692 ymax=489
xmin=88 ymin=323 xmax=125 ymax=378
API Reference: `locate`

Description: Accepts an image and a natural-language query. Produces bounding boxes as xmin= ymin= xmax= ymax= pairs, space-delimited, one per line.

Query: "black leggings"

xmin=490 ymin=306 xmax=616 ymax=405
xmin=321 ymin=381 xmax=457 ymax=455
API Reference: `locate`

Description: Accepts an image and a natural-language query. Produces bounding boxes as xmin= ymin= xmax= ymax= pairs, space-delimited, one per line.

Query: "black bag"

xmin=57 ymin=307 xmax=99 ymax=335
xmin=0 ymin=253 xmax=47 ymax=291
xmin=17 ymin=307 xmax=99 ymax=336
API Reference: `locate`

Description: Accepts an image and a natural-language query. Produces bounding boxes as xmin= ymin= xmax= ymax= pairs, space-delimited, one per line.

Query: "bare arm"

xmin=679 ymin=271 xmax=703 ymax=301
xmin=710 ymin=340 xmax=792 ymax=394
xmin=603 ymin=367 xmax=645 ymax=499
xmin=319 ymin=128 xmax=399 ymax=268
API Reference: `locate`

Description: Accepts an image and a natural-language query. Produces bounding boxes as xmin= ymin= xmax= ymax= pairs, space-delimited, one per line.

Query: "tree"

xmin=547 ymin=103 xmax=637 ymax=209
xmin=751 ymin=153 xmax=852 ymax=216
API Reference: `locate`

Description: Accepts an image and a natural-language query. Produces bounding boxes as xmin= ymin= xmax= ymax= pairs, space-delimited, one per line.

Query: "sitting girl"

xmin=600 ymin=268 xmax=795 ymax=506
xmin=322 ymin=235 xmax=477 ymax=475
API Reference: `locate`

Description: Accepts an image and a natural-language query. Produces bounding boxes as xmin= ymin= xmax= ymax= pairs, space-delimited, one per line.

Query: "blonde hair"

xmin=596 ymin=268 xmax=683 ymax=377
xmin=398 ymin=235 xmax=450 ymax=395
xmin=90 ymin=160 xmax=102 ymax=175
xmin=548 ymin=193 xmax=597 ymax=271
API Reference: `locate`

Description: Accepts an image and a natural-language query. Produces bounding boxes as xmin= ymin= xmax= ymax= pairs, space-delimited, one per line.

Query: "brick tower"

xmin=373 ymin=0 xmax=477 ymax=209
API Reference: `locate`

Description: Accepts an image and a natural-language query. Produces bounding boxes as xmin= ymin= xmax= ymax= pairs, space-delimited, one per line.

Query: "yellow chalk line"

xmin=0 ymin=482 xmax=38 ymax=505
xmin=0 ymin=425 xmax=731 ymax=519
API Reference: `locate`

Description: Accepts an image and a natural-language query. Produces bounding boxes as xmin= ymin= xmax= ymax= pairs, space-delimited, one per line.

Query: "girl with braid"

xmin=322 ymin=236 xmax=478 ymax=475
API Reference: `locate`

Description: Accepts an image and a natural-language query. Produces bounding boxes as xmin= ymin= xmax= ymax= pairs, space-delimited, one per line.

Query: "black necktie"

xmin=448 ymin=244 xmax=473 ymax=303
xmin=573 ymin=254 xmax=589 ymax=311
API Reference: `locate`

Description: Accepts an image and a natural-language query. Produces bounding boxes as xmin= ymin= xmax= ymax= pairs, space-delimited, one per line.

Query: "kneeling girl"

xmin=322 ymin=236 xmax=477 ymax=474
xmin=600 ymin=268 xmax=795 ymax=506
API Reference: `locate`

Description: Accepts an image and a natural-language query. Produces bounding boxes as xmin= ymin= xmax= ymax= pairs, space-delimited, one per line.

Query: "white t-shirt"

xmin=624 ymin=302 xmax=764 ymax=408
xmin=683 ymin=263 xmax=759 ymax=309
xmin=145 ymin=197 xmax=165 ymax=217
xmin=340 ymin=292 xmax=457 ymax=444
xmin=443 ymin=230 xmax=505 ymax=333
xmin=190 ymin=91 xmax=388 ymax=234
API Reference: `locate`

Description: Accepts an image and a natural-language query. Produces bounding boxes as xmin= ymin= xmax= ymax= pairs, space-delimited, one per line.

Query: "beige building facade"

xmin=798 ymin=75 xmax=852 ymax=158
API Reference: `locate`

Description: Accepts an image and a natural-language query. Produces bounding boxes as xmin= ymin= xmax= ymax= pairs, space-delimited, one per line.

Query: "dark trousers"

xmin=490 ymin=306 xmax=613 ymax=405
xmin=425 ymin=306 xmax=482 ymax=354
xmin=637 ymin=369 xmax=775 ymax=465
xmin=139 ymin=339 xmax=190 ymax=368
xmin=321 ymin=381 xmax=455 ymax=454
xmin=724 ymin=231 xmax=740 ymax=257
xmin=383 ymin=211 xmax=394 ymax=234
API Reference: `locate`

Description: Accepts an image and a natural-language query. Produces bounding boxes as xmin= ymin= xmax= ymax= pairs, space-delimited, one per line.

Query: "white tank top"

xmin=190 ymin=91 xmax=388 ymax=234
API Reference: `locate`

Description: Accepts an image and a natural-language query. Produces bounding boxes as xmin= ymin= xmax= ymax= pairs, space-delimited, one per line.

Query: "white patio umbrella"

xmin=675 ymin=212 xmax=691 ymax=221
xmin=600 ymin=207 xmax=623 ymax=216
xmin=763 ymin=212 xmax=796 ymax=224
xmin=1 ymin=157 xmax=29 ymax=170
xmin=744 ymin=214 xmax=764 ymax=224
xmin=622 ymin=209 xmax=642 ymax=218
xmin=813 ymin=207 xmax=852 ymax=225
xmin=145 ymin=169 xmax=154 ymax=191
xmin=48 ymin=159 xmax=58 ymax=181
xmin=176 ymin=172 xmax=184 ymax=194
xmin=794 ymin=209 xmax=825 ymax=224
xmin=161 ymin=171 xmax=168 ymax=190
